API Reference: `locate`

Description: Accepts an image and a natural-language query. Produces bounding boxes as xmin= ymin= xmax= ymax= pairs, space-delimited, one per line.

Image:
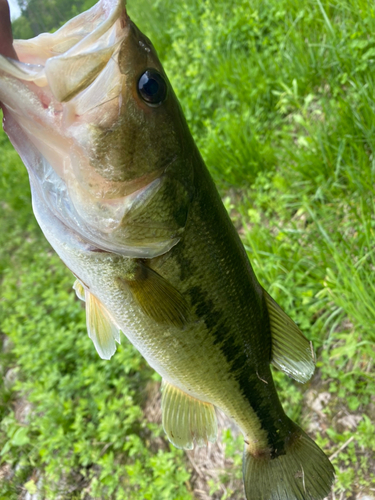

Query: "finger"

xmin=0 ymin=0 xmax=19 ymax=60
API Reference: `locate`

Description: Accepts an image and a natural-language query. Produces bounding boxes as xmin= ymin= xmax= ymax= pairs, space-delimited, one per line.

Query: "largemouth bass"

xmin=0 ymin=1 xmax=334 ymax=498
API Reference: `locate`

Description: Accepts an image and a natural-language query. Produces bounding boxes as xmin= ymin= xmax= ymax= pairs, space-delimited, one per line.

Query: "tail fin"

xmin=243 ymin=423 xmax=334 ymax=500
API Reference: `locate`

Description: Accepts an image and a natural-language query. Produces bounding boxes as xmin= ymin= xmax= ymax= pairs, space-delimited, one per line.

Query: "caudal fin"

xmin=243 ymin=424 xmax=334 ymax=500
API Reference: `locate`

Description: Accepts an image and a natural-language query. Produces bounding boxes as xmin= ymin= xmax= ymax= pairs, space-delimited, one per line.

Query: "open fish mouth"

xmin=0 ymin=0 xmax=182 ymax=257
xmin=0 ymin=0 xmax=129 ymax=189
xmin=3 ymin=0 xmax=127 ymax=101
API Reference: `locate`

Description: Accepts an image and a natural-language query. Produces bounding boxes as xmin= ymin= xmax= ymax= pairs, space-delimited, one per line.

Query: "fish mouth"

xmin=3 ymin=0 xmax=128 ymax=95
xmin=0 ymin=0 xmax=130 ymax=193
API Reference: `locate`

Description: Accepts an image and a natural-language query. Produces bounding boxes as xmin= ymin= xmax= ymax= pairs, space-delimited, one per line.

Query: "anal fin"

xmin=161 ymin=380 xmax=217 ymax=450
xmin=264 ymin=291 xmax=315 ymax=383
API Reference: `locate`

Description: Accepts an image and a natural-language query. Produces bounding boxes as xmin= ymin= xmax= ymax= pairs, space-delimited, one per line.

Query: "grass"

xmin=0 ymin=0 xmax=374 ymax=498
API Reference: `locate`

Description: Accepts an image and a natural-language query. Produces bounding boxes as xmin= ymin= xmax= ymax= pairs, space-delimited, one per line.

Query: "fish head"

xmin=0 ymin=0 xmax=194 ymax=257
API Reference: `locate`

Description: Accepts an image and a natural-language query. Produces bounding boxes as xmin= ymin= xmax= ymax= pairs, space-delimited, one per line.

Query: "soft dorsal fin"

xmin=161 ymin=380 xmax=217 ymax=450
xmin=121 ymin=262 xmax=191 ymax=328
xmin=264 ymin=291 xmax=315 ymax=383
xmin=73 ymin=280 xmax=121 ymax=360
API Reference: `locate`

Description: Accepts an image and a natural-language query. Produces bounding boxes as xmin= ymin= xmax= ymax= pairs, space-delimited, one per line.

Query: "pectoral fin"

xmin=121 ymin=262 xmax=191 ymax=328
xmin=85 ymin=289 xmax=121 ymax=360
xmin=264 ymin=291 xmax=315 ymax=383
xmin=120 ymin=176 xmax=191 ymax=250
xmin=162 ymin=380 xmax=217 ymax=450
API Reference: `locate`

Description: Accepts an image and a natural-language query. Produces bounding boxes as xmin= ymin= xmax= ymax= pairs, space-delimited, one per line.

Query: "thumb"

xmin=0 ymin=0 xmax=19 ymax=60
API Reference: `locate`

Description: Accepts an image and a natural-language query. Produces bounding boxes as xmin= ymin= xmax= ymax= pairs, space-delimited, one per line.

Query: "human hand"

xmin=0 ymin=0 xmax=18 ymax=60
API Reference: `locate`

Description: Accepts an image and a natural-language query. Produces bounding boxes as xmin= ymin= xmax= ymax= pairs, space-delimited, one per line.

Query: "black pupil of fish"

xmin=138 ymin=71 xmax=167 ymax=105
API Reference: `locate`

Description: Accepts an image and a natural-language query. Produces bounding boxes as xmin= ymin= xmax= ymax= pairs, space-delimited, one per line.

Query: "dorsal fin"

xmin=161 ymin=380 xmax=217 ymax=450
xmin=264 ymin=291 xmax=315 ymax=383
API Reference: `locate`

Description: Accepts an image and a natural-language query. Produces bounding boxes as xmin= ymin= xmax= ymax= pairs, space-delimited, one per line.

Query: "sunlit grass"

xmin=1 ymin=0 xmax=375 ymax=498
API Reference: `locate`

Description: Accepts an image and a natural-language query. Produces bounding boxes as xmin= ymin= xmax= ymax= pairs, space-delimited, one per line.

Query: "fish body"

xmin=0 ymin=1 xmax=334 ymax=498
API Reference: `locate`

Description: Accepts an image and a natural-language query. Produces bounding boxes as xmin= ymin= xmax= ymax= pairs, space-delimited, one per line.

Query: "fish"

xmin=0 ymin=1 xmax=335 ymax=498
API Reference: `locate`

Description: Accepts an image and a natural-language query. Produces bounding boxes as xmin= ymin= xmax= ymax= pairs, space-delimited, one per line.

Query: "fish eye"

xmin=137 ymin=69 xmax=167 ymax=106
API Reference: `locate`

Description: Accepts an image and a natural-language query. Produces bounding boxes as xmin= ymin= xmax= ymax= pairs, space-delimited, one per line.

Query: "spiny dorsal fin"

xmin=85 ymin=290 xmax=121 ymax=360
xmin=264 ymin=291 xmax=315 ymax=383
xmin=123 ymin=262 xmax=191 ymax=328
xmin=161 ymin=380 xmax=217 ymax=450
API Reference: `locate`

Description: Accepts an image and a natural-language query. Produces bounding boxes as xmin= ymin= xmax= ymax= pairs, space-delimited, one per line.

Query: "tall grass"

xmin=0 ymin=0 xmax=374 ymax=498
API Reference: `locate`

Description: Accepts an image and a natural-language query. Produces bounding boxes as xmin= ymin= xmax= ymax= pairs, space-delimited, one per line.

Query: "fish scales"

xmin=0 ymin=0 xmax=334 ymax=498
xmin=37 ymin=160 xmax=270 ymax=447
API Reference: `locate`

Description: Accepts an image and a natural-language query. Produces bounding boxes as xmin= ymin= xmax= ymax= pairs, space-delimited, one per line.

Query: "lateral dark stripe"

xmin=187 ymin=285 xmax=288 ymax=457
